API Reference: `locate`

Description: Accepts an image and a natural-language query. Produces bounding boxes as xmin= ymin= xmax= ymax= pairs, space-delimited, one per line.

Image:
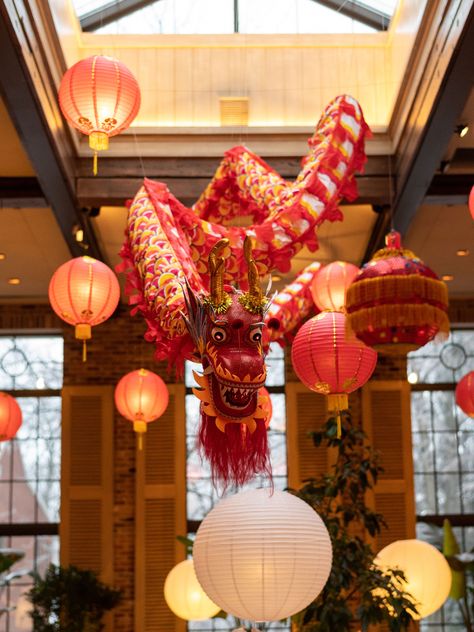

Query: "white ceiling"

xmin=0 ymin=208 xmax=71 ymax=299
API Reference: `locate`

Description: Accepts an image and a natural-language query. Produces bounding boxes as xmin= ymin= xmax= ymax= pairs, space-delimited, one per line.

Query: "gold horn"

xmin=239 ymin=235 xmax=267 ymax=314
xmin=206 ymin=238 xmax=231 ymax=313
xmin=244 ymin=235 xmax=262 ymax=302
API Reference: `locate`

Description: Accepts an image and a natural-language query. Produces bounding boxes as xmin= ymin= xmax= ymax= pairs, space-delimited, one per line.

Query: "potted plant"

xmin=26 ymin=564 xmax=122 ymax=632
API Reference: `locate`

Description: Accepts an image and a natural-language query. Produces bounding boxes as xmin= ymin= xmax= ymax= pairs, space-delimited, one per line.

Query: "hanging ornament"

xmin=346 ymin=230 xmax=450 ymax=354
xmin=114 ymin=368 xmax=169 ymax=449
xmin=183 ymin=237 xmax=271 ymax=487
xmin=193 ymin=489 xmax=332 ymax=622
xmin=375 ymin=539 xmax=451 ymax=619
xmin=0 ymin=393 xmax=22 ymax=441
xmin=455 ymin=370 xmax=474 ymax=418
xmin=48 ymin=256 xmax=120 ymax=361
xmin=58 ymin=55 xmax=140 ymax=175
xmin=164 ymin=559 xmax=220 ymax=621
xmin=310 ymin=261 xmax=359 ymax=311
xmin=291 ymin=311 xmax=377 ymax=436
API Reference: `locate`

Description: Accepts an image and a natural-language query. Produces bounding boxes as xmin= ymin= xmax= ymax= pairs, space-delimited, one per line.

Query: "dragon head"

xmin=184 ymin=236 xmax=269 ymax=433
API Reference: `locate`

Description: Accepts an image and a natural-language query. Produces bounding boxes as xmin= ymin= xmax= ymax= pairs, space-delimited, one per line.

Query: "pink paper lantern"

xmin=0 ymin=393 xmax=22 ymax=441
xmin=58 ymin=55 xmax=140 ymax=173
xmin=115 ymin=368 xmax=169 ymax=448
xmin=455 ymin=371 xmax=474 ymax=418
xmin=469 ymin=186 xmax=474 ymax=220
xmin=311 ymin=261 xmax=359 ymax=311
xmin=291 ymin=311 xmax=377 ymax=434
xmin=48 ymin=256 xmax=120 ymax=360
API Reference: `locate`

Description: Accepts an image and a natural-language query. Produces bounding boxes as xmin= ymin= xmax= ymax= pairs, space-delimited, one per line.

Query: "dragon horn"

xmin=244 ymin=235 xmax=262 ymax=301
xmin=209 ymin=238 xmax=230 ymax=305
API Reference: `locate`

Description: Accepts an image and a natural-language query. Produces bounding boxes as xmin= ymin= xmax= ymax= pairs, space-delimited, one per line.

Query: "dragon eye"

xmin=211 ymin=326 xmax=227 ymax=343
xmin=250 ymin=329 xmax=262 ymax=343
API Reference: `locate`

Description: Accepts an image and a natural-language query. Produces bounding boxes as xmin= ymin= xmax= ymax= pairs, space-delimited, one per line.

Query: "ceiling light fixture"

xmin=7 ymin=277 xmax=21 ymax=285
xmin=456 ymin=124 xmax=469 ymax=138
xmin=456 ymin=249 xmax=469 ymax=256
xmin=442 ymin=274 xmax=454 ymax=281
xmin=0 ymin=253 xmax=6 ymax=260
xmin=407 ymin=371 xmax=418 ymax=385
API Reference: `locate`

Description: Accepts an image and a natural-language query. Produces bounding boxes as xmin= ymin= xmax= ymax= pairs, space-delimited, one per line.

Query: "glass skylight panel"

xmin=76 ymin=0 xmax=399 ymax=34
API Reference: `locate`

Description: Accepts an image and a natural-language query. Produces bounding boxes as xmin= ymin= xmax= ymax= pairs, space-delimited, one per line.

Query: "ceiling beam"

xmin=0 ymin=0 xmax=104 ymax=260
xmin=391 ymin=2 xmax=474 ymax=236
xmin=80 ymin=0 xmax=158 ymax=32
xmin=0 ymin=177 xmax=47 ymax=207
xmin=311 ymin=0 xmax=389 ymax=31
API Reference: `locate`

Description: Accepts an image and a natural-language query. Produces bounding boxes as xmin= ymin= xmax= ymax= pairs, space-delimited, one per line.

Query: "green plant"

xmin=291 ymin=413 xmax=417 ymax=632
xmin=26 ymin=564 xmax=122 ymax=632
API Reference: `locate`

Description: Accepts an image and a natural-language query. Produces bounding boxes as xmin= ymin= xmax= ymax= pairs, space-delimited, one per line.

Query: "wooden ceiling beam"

xmin=0 ymin=0 xmax=104 ymax=261
xmin=76 ymin=173 xmax=393 ymax=207
xmin=391 ymin=2 xmax=474 ymax=236
xmin=0 ymin=177 xmax=47 ymax=207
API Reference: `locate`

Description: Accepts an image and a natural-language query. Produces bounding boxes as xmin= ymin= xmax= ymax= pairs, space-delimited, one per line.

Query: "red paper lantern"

xmin=0 ymin=393 xmax=22 ymax=441
xmin=48 ymin=256 xmax=120 ymax=360
xmin=311 ymin=261 xmax=359 ymax=311
xmin=115 ymin=368 xmax=169 ymax=448
xmin=346 ymin=230 xmax=450 ymax=354
xmin=456 ymin=371 xmax=474 ymax=418
xmin=58 ymin=55 xmax=140 ymax=174
xmin=469 ymin=186 xmax=474 ymax=220
xmin=291 ymin=311 xmax=377 ymax=434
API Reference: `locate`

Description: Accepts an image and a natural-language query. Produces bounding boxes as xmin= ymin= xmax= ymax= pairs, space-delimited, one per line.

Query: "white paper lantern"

xmin=375 ymin=539 xmax=451 ymax=619
xmin=164 ymin=559 xmax=221 ymax=621
xmin=193 ymin=488 xmax=332 ymax=622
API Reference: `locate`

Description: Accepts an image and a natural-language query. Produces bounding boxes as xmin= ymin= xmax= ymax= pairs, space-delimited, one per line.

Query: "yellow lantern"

xmin=375 ymin=539 xmax=451 ymax=619
xmin=164 ymin=559 xmax=220 ymax=621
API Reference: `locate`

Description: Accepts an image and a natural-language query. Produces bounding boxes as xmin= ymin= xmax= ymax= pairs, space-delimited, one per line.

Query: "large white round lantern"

xmin=375 ymin=539 xmax=451 ymax=619
xmin=193 ymin=488 xmax=332 ymax=622
xmin=164 ymin=559 xmax=220 ymax=621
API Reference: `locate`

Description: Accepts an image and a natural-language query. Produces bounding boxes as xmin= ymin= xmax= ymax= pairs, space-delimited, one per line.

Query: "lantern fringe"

xmin=346 ymin=274 xmax=449 ymax=309
xmin=347 ymin=303 xmax=450 ymax=338
xmin=198 ymin=412 xmax=272 ymax=489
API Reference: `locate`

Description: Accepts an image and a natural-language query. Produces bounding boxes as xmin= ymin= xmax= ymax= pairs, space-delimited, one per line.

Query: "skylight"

xmin=73 ymin=0 xmax=398 ymax=35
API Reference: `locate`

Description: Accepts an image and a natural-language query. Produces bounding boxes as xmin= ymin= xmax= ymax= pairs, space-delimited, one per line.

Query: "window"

xmin=73 ymin=0 xmax=393 ymax=35
xmin=0 ymin=336 xmax=63 ymax=632
xmin=185 ymin=343 xmax=289 ymax=630
xmin=408 ymin=331 xmax=474 ymax=630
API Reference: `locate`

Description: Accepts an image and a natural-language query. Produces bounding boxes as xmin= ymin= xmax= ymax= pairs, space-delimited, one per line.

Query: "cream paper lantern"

xmin=375 ymin=539 xmax=452 ymax=619
xmin=193 ymin=488 xmax=332 ymax=622
xmin=164 ymin=559 xmax=221 ymax=621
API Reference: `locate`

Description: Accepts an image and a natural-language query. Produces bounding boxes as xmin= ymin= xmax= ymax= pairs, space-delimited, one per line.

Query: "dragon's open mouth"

xmin=210 ymin=373 xmax=261 ymax=418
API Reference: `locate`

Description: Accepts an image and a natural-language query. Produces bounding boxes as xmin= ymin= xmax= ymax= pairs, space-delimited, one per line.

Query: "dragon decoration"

xmin=118 ymin=94 xmax=370 ymax=486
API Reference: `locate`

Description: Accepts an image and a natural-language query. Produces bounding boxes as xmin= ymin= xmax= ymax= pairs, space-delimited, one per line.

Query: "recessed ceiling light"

xmin=456 ymin=124 xmax=469 ymax=138
xmin=456 ymin=248 xmax=469 ymax=256
xmin=7 ymin=277 xmax=21 ymax=285
xmin=442 ymin=274 xmax=454 ymax=281
xmin=0 ymin=253 xmax=5 ymax=260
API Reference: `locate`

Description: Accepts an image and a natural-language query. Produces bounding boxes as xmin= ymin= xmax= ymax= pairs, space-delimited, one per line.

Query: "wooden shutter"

xmin=135 ymin=384 xmax=186 ymax=632
xmin=362 ymin=381 xmax=416 ymax=552
xmin=60 ymin=386 xmax=114 ymax=582
xmin=286 ymin=383 xmax=335 ymax=489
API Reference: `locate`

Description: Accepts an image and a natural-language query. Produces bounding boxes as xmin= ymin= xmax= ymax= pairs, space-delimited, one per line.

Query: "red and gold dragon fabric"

xmin=118 ymin=94 xmax=370 ymax=485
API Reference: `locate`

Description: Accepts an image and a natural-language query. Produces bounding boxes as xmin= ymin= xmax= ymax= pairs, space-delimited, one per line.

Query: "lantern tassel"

xmin=138 ymin=433 xmax=143 ymax=451
xmin=336 ymin=410 xmax=341 ymax=438
xmin=93 ymin=151 xmax=98 ymax=176
xmin=82 ymin=339 xmax=87 ymax=362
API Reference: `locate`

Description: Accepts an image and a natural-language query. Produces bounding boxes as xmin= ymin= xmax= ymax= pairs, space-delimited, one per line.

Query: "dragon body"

xmin=119 ymin=94 xmax=370 ymax=485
